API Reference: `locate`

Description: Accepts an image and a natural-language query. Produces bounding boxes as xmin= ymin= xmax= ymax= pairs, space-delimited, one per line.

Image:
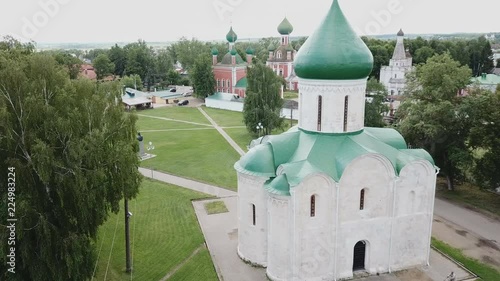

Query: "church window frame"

xmin=310 ymin=195 xmax=316 ymax=217
xmin=317 ymin=95 xmax=323 ymax=131
xmin=360 ymin=189 xmax=366 ymax=210
xmin=252 ymin=204 xmax=256 ymax=226
xmin=277 ymin=51 xmax=282 ymax=59
xmin=343 ymin=96 xmax=349 ymax=132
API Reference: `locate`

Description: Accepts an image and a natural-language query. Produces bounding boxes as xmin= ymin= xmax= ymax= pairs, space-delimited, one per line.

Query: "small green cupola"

xmin=294 ymin=0 xmax=374 ymax=80
xmin=211 ymin=47 xmax=219 ymax=56
xmin=226 ymin=27 xmax=238 ymax=43
xmin=245 ymin=46 xmax=255 ymax=55
xmin=268 ymin=43 xmax=276 ymax=52
xmin=230 ymin=47 xmax=237 ymax=56
xmin=277 ymin=17 xmax=294 ymax=35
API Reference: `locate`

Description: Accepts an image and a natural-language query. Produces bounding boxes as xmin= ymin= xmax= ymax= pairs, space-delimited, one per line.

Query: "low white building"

xmin=234 ymin=1 xmax=438 ymax=280
xmin=380 ymin=29 xmax=414 ymax=96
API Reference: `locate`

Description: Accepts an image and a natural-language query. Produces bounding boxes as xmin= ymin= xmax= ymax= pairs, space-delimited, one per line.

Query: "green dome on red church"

xmin=211 ymin=47 xmax=219 ymax=56
xmin=246 ymin=46 xmax=255 ymax=55
xmin=294 ymin=0 xmax=373 ymax=80
xmin=226 ymin=27 xmax=238 ymax=43
xmin=277 ymin=17 xmax=294 ymax=35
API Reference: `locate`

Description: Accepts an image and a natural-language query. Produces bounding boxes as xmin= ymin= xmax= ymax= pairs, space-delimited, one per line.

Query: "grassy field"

xmin=140 ymin=129 xmax=240 ymax=190
xmin=432 ymin=238 xmax=500 ymax=281
xmin=93 ymin=179 xmax=217 ymax=281
xmin=204 ymin=201 xmax=229 ymax=215
xmin=137 ymin=107 xmax=211 ymax=125
xmin=136 ymin=116 xmax=210 ymax=131
xmin=202 ymin=107 xmax=246 ymax=127
xmin=436 ymin=177 xmax=500 ymax=217
xmin=283 ymin=91 xmax=298 ymax=99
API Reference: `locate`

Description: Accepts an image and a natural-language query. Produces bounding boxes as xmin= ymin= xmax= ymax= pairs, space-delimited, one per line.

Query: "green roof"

xmin=277 ymin=17 xmax=294 ymax=35
xmin=230 ymin=47 xmax=237 ymax=56
xmin=226 ymin=27 xmax=238 ymax=43
xmin=219 ymin=51 xmax=245 ymax=65
xmin=268 ymin=43 xmax=276 ymax=51
xmin=294 ymin=0 xmax=374 ymax=80
xmin=234 ymin=127 xmax=435 ymax=196
xmin=471 ymin=74 xmax=500 ymax=85
xmin=235 ymin=77 xmax=247 ymax=88
xmin=211 ymin=47 xmax=219 ymax=56
xmin=246 ymin=46 xmax=255 ymax=55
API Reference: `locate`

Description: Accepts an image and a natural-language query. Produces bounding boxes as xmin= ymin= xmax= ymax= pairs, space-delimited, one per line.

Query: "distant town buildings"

xmin=379 ymin=29 xmax=414 ymax=96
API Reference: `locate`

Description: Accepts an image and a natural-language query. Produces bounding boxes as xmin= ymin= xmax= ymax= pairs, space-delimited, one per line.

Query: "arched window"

xmin=317 ymin=95 xmax=323 ymax=131
xmin=343 ymin=96 xmax=349 ymax=132
xmin=409 ymin=191 xmax=416 ymax=213
xmin=394 ymin=74 xmax=397 ymax=78
xmin=277 ymin=51 xmax=282 ymax=59
xmin=310 ymin=195 xmax=316 ymax=217
xmin=222 ymin=80 xmax=225 ymax=88
xmin=360 ymin=189 xmax=365 ymax=210
xmin=252 ymin=204 xmax=256 ymax=225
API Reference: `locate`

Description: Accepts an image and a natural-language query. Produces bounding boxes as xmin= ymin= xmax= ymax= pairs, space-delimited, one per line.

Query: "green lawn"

xmin=283 ymin=91 xmax=298 ymax=99
xmin=432 ymin=238 xmax=500 ymax=281
xmin=436 ymin=177 xmax=500 ymax=217
xmin=202 ymin=107 xmax=245 ymax=127
xmin=137 ymin=107 xmax=211 ymax=125
xmin=225 ymin=128 xmax=254 ymax=152
xmin=140 ymin=129 xmax=240 ymax=190
xmin=204 ymin=201 xmax=229 ymax=215
xmin=136 ymin=116 xmax=210 ymax=131
xmin=93 ymin=179 xmax=216 ymax=281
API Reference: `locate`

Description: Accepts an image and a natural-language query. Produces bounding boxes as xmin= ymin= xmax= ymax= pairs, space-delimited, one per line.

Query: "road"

xmin=434 ymin=198 xmax=500 ymax=246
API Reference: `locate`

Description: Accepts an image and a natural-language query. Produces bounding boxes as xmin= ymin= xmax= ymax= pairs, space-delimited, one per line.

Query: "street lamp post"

xmin=256 ymin=122 xmax=264 ymax=137
xmin=125 ymin=199 xmax=132 ymax=273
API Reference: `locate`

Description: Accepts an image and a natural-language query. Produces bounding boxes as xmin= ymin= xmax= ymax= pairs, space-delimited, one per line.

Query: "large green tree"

xmin=243 ymin=63 xmax=284 ymax=136
xmin=108 ymin=44 xmax=127 ymax=77
xmin=460 ymin=86 xmax=500 ymax=189
xmin=0 ymin=40 xmax=142 ymax=281
xmin=395 ymin=53 xmax=472 ymax=190
xmin=190 ymin=56 xmax=215 ymax=98
xmin=93 ymin=53 xmax=115 ymax=80
xmin=365 ymin=77 xmax=388 ymax=127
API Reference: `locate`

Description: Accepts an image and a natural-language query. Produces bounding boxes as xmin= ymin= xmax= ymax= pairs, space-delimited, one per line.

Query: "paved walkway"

xmin=138 ymin=167 xmax=235 ymax=198
xmin=197 ymin=107 xmax=246 ymax=156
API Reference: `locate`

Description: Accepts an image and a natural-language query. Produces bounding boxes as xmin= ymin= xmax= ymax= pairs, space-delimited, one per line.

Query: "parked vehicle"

xmin=182 ymin=92 xmax=193 ymax=97
xmin=177 ymin=100 xmax=189 ymax=106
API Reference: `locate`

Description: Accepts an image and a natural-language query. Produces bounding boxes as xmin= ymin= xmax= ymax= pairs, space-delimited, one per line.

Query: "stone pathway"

xmin=197 ymin=107 xmax=246 ymax=156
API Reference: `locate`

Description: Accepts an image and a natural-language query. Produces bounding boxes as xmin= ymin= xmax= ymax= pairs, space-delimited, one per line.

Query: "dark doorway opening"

xmin=353 ymin=241 xmax=366 ymax=271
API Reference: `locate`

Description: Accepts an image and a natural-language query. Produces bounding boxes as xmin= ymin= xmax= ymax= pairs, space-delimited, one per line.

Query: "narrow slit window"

xmin=310 ymin=195 xmax=316 ymax=217
xmin=252 ymin=204 xmax=256 ymax=225
xmin=360 ymin=189 xmax=365 ymax=210
xmin=317 ymin=95 xmax=322 ymax=131
xmin=344 ymin=96 xmax=349 ymax=132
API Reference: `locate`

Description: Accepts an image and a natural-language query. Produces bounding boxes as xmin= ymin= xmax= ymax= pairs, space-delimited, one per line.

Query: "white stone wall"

xmin=298 ymin=78 xmax=367 ymax=133
xmin=391 ymin=160 xmax=436 ymax=270
xmin=267 ymin=194 xmax=291 ymax=281
xmin=291 ymin=174 xmax=336 ymax=281
xmin=237 ymin=172 xmax=269 ymax=266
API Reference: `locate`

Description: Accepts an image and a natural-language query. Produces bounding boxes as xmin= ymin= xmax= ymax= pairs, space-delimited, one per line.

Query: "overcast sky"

xmin=1 ymin=0 xmax=498 ymax=44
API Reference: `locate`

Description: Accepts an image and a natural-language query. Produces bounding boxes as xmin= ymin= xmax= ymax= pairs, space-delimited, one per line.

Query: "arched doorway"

xmin=353 ymin=241 xmax=366 ymax=271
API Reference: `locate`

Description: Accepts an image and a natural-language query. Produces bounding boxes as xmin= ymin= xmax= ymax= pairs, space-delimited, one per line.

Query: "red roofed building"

xmin=80 ymin=64 xmax=97 ymax=80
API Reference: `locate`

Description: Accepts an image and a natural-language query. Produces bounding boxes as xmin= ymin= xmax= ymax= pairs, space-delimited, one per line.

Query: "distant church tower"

xmin=267 ymin=17 xmax=299 ymax=91
xmin=235 ymin=1 xmax=437 ymax=280
xmin=379 ymin=29 xmax=413 ymax=95
xmin=212 ymin=26 xmax=250 ymax=97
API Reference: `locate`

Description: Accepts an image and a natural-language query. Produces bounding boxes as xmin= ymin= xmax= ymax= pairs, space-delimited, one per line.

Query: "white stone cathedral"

xmin=234 ymin=1 xmax=438 ymax=280
xmin=380 ymin=29 xmax=414 ymax=95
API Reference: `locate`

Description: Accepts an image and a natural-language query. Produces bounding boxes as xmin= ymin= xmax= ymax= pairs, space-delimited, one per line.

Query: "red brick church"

xmin=212 ymin=18 xmax=299 ymax=98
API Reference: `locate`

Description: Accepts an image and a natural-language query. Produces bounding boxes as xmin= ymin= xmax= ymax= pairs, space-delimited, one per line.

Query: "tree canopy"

xmin=395 ymin=53 xmax=472 ymax=190
xmin=365 ymin=77 xmax=389 ymax=127
xmin=243 ymin=63 xmax=284 ymax=136
xmin=190 ymin=56 xmax=215 ymax=98
xmin=0 ymin=39 xmax=142 ymax=280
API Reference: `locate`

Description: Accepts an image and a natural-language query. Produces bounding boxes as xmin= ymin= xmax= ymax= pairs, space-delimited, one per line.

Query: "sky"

xmin=0 ymin=0 xmax=498 ymax=44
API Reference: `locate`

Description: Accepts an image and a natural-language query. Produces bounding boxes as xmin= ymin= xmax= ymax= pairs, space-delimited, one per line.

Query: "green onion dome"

xmin=294 ymin=0 xmax=373 ymax=80
xmin=277 ymin=17 xmax=294 ymax=35
xmin=226 ymin=27 xmax=238 ymax=43
xmin=211 ymin=47 xmax=219 ymax=56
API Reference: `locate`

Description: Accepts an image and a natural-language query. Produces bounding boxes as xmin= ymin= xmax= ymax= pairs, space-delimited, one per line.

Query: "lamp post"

xmin=125 ymin=199 xmax=132 ymax=273
xmin=256 ymin=122 xmax=264 ymax=137
xmin=147 ymin=142 xmax=155 ymax=178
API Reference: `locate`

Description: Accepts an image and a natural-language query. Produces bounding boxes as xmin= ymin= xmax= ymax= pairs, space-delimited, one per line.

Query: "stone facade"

xmin=380 ymin=29 xmax=413 ymax=96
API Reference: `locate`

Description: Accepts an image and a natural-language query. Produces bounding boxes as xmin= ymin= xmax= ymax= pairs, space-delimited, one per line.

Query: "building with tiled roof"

xmin=235 ymin=1 xmax=438 ymax=280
